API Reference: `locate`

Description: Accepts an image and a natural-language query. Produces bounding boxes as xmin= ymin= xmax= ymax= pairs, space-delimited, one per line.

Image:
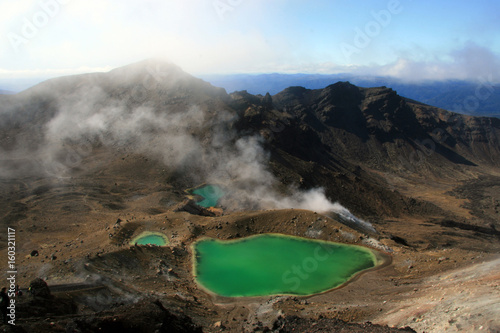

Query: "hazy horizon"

xmin=4 ymin=63 xmax=500 ymax=94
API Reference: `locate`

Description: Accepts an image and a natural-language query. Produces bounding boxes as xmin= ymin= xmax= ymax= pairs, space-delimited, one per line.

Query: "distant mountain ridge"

xmin=4 ymin=71 xmax=499 ymax=117
xmin=200 ymin=73 xmax=500 ymax=118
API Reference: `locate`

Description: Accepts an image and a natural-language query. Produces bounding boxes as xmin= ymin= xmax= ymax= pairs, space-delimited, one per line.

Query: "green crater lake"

xmin=192 ymin=185 xmax=225 ymax=208
xmin=130 ymin=232 xmax=169 ymax=246
xmin=193 ymin=234 xmax=379 ymax=297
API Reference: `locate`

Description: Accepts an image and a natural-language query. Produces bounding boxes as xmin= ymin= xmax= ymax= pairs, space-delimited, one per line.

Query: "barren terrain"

xmin=0 ymin=61 xmax=499 ymax=332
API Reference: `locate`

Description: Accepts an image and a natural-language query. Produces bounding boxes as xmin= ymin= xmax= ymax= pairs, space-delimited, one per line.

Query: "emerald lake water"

xmin=193 ymin=234 xmax=378 ymax=297
xmin=130 ymin=232 xmax=169 ymax=246
xmin=192 ymin=185 xmax=225 ymax=208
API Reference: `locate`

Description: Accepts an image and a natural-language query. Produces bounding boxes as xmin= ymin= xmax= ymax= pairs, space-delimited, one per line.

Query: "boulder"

xmin=29 ymin=278 xmax=51 ymax=298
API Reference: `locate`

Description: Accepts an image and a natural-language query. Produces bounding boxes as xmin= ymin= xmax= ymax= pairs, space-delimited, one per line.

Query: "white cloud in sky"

xmin=0 ymin=0 xmax=499 ymax=84
xmin=370 ymin=43 xmax=500 ymax=82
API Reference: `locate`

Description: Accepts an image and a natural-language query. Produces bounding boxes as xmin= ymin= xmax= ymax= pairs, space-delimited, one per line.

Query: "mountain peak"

xmin=108 ymin=58 xmax=190 ymax=84
xmin=18 ymin=59 xmax=227 ymax=102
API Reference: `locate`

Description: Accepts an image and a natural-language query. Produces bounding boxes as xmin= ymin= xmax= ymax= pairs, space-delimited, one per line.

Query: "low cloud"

xmin=362 ymin=43 xmax=500 ymax=83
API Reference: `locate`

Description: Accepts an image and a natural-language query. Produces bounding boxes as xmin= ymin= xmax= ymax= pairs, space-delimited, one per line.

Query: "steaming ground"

xmin=0 ymin=62 xmax=367 ymax=225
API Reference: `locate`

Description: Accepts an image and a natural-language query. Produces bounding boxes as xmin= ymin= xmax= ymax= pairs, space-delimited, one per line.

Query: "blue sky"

xmin=1 ymin=0 xmax=499 ymax=88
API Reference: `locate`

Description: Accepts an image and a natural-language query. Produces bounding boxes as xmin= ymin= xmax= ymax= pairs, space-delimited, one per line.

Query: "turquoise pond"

xmin=192 ymin=185 xmax=225 ymax=208
xmin=130 ymin=232 xmax=169 ymax=246
xmin=193 ymin=234 xmax=381 ymax=297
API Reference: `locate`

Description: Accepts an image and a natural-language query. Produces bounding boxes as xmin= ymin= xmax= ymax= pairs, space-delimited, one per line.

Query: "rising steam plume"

xmin=0 ymin=61 xmax=375 ymax=232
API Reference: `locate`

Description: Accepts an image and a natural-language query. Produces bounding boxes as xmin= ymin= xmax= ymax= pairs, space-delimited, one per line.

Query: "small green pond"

xmin=193 ymin=234 xmax=379 ymax=297
xmin=130 ymin=232 xmax=169 ymax=246
xmin=192 ymin=185 xmax=225 ymax=208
